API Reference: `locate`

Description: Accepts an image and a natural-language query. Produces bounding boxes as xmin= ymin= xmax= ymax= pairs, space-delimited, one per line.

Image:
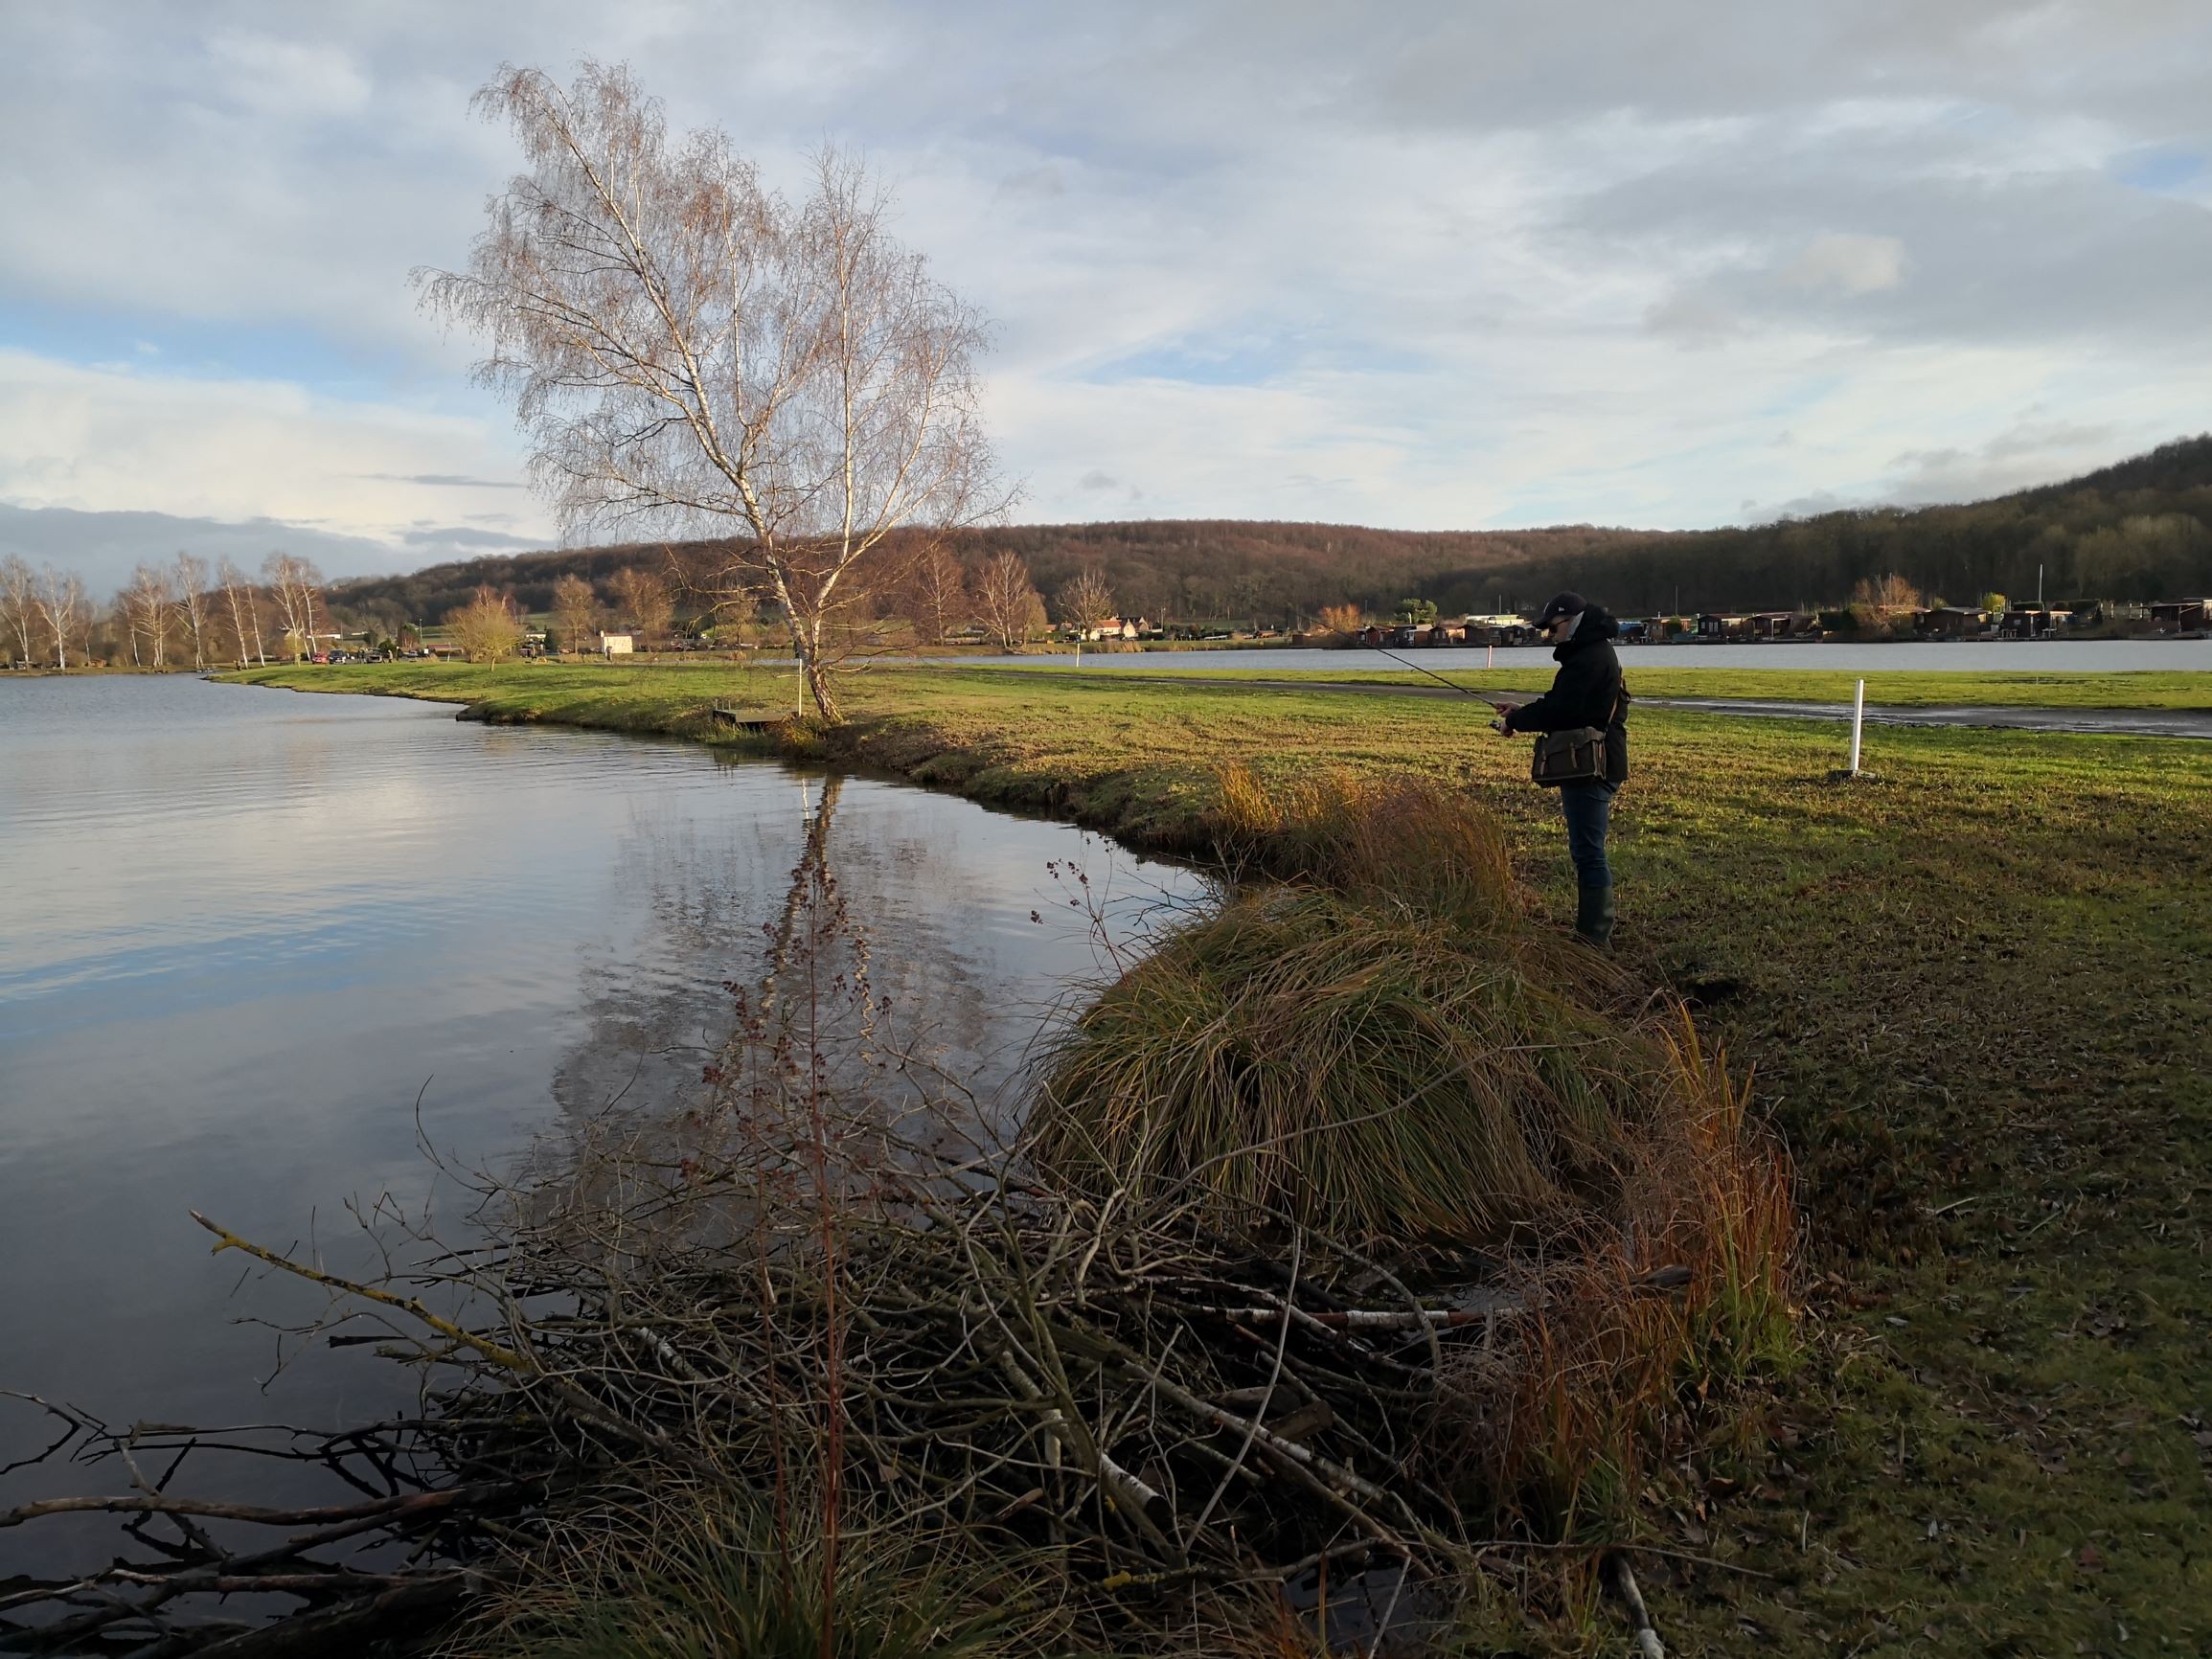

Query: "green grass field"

xmin=227 ymin=658 xmax=2212 ymax=1652
xmin=977 ymin=659 xmax=2212 ymax=711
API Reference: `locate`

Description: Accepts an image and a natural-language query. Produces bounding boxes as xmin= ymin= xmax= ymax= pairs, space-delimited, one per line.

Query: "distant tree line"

xmin=0 ymin=551 xmax=338 ymax=670
xmin=11 ymin=435 xmax=2210 ymax=670
xmin=307 ymin=435 xmax=2212 ymax=641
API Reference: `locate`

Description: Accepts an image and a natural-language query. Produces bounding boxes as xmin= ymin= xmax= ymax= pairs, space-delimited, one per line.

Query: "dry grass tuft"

xmin=448 ymin=1487 xmax=1058 ymax=1659
xmin=1037 ymin=766 xmax=1660 ymax=1249
xmin=1436 ymin=1011 xmax=1799 ymax=1538
xmin=1031 ymin=884 xmax=1657 ymax=1248
xmin=1207 ymin=762 xmax=1520 ymax=927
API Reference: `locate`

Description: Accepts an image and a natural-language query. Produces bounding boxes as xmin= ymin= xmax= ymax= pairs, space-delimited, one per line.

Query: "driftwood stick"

xmin=1604 ymin=1552 xmax=1667 ymax=1659
xmin=1192 ymin=1227 xmax=1301 ymax=1534
xmin=1180 ymin=1305 xmax=1513 ymax=1329
xmin=0 ymin=1483 xmax=491 ymax=1532
xmin=1121 ymin=1365 xmax=1387 ymax=1507
xmin=103 ymin=1568 xmax=467 ymax=1595
xmin=188 ymin=1212 xmax=532 ymax=1374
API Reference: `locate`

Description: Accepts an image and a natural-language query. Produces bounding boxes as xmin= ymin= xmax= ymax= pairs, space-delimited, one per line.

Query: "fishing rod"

xmin=1365 ymin=643 xmax=1512 ymax=704
xmin=1359 ymin=642 xmax=1523 ymax=732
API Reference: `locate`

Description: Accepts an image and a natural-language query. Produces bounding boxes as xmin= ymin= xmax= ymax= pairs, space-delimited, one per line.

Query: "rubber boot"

xmin=1575 ymin=881 xmax=1615 ymax=948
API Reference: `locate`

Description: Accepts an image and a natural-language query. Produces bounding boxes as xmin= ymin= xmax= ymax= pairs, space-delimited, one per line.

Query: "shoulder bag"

xmin=1529 ymin=680 xmax=1629 ymax=787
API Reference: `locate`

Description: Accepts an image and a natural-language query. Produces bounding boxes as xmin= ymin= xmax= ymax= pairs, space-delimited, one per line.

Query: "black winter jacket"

xmin=1502 ymin=606 xmax=1630 ymax=784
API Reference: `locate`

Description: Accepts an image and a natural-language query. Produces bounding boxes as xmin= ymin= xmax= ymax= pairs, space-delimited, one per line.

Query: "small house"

xmin=1696 ymin=613 xmax=1754 ymax=640
xmin=2151 ymin=599 xmax=2210 ymax=634
xmin=1459 ymin=612 xmax=1532 ymax=646
xmin=598 ymin=632 xmax=635 ymax=657
xmin=1919 ymin=606 xmax=1989 ymax=638
xmin=1998 ymin=606 xmax=2072 ymax=639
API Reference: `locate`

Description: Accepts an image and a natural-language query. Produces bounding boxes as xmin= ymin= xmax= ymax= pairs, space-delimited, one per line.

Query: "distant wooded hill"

xmin=328 ymin=434 xmax=2212 ymax=631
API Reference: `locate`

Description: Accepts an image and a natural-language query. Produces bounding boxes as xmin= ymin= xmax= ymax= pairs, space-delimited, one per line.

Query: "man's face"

xmin=1546 ymin=611 xmax=1577 ymax=643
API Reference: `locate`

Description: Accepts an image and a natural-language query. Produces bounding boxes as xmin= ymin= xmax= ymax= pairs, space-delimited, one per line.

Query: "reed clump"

xmin=1205 ymin=762 xmax=1523 ymax=927
xmin=1434 ymin=1011 xmax=1799 ymax=1539
xmin=1033 ymin=765 xmax=1669 ymax=1249
xmin=452 ymin=1487 xmax=1054 ymax=1659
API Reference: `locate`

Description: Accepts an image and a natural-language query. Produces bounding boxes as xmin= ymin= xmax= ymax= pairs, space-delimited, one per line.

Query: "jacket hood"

xmin=1557 ymin=604 xmax=1619 ymax=656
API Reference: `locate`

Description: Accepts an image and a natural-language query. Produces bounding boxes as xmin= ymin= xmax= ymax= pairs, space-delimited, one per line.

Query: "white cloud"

xmin=1 ymin=0 xmax=2210 ymax=562
xmin=1783 ymin=232 xmax=1907 ymax=295
xmin=0 ymin=350 xmax=548 ymax=555
xmin=205 ymin=32 xmax=374 ymax=118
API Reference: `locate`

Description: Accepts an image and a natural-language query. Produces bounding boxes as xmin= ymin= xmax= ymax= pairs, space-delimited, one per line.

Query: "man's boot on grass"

xmin=1575 ymin=880 xmax=1615 ymax=948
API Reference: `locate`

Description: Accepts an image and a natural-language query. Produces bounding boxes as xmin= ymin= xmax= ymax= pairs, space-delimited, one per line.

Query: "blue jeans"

xmin=1558 ymin=781 xmax=1616 ymax=889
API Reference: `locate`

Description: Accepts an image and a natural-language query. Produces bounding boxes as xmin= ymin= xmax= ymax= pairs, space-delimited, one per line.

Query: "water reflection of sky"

xmin=0 ymin=675 xmax=1206 ymax=1557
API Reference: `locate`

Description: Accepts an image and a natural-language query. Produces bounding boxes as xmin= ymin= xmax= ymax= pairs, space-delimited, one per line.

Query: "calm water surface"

xmin=0 ymin=675 xmax=1201 ymax=1561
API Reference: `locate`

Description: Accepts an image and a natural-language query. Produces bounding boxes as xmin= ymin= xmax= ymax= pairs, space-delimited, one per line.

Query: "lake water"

xmin=913 ymin=639 xmax=2212 ymax=673
xmin=0 ymin=675 xmax=1203 ymax=1569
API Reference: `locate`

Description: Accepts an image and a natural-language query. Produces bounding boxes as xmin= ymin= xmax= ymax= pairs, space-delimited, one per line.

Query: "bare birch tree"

xmin=34 ymin=565 xmax=88 ymax=669
xmin=217 ymin=558 xmax=265 ymax=666
xmin=262 ymin=554 xmax=326 ymax=659
xmin=897 ymin=541 xmax=969 ymax=646
xmin=110 ymin=586 xmax=141 ymax=668
xmin=1056 ymin=567 xmax=1117 ymax=640
xmin=551 ymin=572 xmax=598 ymax=652
xmin=123 ymin=561 xmax=176 ymax=669
xmin=973 ymin=549 xmax=1045 ymax=652
xmin=416 ymin=62 xmax=1004 ymax=720
xmin=172 ymin=553 xmax=213 ymax=670
xmin=0 ymin=555 xmax=36 ymax=666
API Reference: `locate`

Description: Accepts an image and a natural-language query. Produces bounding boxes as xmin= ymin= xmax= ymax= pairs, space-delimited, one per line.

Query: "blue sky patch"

xmin=2114 ymin=148 xmax=2203 ymax=195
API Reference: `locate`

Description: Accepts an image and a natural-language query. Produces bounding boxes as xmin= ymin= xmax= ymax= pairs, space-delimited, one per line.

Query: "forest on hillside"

xmin=325 ymin=435 xmax=2212 ymax=633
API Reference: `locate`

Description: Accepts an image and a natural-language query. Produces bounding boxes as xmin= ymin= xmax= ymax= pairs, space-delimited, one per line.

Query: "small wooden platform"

xmin=708 ymin=703 xmax=779 ymax=733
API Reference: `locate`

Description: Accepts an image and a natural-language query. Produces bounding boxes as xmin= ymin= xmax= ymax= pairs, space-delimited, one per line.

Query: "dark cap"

xmin=1536 ymin=592 xmax=1585 ymax=626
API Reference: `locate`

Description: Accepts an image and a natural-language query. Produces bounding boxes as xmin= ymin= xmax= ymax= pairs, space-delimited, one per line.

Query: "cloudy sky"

xmin=4 ymin=0 xmax=2209 ymax=591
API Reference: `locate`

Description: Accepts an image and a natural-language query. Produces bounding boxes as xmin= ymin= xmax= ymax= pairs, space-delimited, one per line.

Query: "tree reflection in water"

xmin=548 ymin=770 xmax=1199 ymax=1158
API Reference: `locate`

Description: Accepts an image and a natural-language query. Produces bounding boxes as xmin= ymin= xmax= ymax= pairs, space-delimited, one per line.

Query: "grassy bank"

xmin=224 ymin=660 xmax=2212 ymax=1652
xmin=216 ymin=654 xmax=2212 ymax=713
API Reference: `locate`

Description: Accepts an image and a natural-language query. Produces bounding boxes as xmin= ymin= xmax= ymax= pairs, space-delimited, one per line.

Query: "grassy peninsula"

xmin=222 ymin=659 xmax=2212 ymax=1653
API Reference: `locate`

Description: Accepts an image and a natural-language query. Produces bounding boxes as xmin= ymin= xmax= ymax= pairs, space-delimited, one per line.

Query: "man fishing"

xmin=1495 ymin=593 xmax=1629 ymax=947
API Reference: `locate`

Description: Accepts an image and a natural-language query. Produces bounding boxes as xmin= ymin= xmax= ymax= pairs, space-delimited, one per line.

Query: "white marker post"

xmin=1487 ymin=643 xmax=1494 ymax=669
xmin=1848 ymin=677 xmax=1865 ymax=775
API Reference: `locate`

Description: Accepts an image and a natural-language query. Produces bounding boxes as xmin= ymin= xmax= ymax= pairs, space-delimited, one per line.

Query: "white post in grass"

xmin=1486 ymin=643 xmax=1494 ymax=669
xmin=1848 ymin=677 xmax=1865 ymax=775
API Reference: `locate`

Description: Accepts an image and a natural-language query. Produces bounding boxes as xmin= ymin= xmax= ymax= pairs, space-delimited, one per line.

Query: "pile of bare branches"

xmin=1 ymin=1138 xmax=1535 ymax=1654
xmin=0 ymin=1398 xmax=513 ymax=1655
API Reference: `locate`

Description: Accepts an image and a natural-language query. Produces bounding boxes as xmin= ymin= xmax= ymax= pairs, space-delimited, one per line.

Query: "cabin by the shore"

xmin=1919 ymin=606 xmax=1991 ymax=638
xmin=2152 ymin=599 xmax=2210 ymax=633
xmin=1997 ymin=606 xmax=2072 ymax=638
xmin=1070 ymin=616 xmax=1149 ymax=642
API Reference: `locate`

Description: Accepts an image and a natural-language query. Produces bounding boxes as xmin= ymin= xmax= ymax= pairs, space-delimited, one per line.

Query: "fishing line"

xmin=1364 ymin=643 xmax=1492 ymax=699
